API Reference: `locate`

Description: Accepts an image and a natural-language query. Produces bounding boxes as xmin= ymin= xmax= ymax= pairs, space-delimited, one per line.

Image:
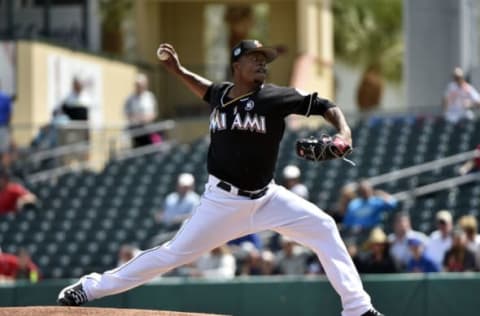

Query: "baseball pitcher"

xmin=58 ymin=40 xmax=383 ymax=316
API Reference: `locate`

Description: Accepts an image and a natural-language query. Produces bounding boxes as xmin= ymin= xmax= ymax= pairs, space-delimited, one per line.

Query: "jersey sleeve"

xmin=203 ymin=82 xmax=230 ymax=108
xmin=280 ymin=87 xmax=336 ymax=117
xmin=203 ymin=85 xmax=215 ymax=103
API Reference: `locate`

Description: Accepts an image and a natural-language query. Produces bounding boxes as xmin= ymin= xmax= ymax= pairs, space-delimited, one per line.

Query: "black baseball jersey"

xmin=203 ymin=82 xmax=336 ymax=191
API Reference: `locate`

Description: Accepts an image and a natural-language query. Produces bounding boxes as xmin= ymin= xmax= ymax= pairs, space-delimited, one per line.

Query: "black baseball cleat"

xmin=57 ymin=280 xmax=89 ymax=306
xmin=360 ymin=308 xmax=385 ymax=316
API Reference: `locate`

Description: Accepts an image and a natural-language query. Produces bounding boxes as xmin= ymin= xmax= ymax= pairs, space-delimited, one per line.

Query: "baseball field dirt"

xmin=0 ymin=306 xmax=228 ymax=316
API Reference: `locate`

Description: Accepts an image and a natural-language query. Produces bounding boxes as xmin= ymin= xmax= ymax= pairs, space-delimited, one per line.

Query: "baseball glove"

xmin=296 ymin=135 xmax=354 ymax=164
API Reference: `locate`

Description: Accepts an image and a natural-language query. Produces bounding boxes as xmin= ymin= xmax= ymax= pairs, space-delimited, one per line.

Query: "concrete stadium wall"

xmin=1 ymin=274 xmax=479 ymax=316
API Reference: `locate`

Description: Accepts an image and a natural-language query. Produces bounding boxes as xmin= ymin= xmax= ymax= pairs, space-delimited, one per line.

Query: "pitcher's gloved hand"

xmin=296 ymin=135 xmax=353 ymax=162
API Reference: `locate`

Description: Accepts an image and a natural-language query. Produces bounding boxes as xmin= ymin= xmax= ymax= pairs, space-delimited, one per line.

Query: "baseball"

xmin=156 ymin=47 xmax=170 ymax=61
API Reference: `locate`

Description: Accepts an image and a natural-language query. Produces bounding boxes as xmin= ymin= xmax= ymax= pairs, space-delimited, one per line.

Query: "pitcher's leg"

xmin=80 ymin=193 xmax=250 ymax=301
xmin=257 ymin=186 xmax=372 ymax=316
xmin=82 ymin=242 xmax=201 ymax=300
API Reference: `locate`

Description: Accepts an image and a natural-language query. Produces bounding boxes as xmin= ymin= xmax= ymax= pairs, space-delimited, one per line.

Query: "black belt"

xmin=216 ymin=181 xmax=268 ymax=199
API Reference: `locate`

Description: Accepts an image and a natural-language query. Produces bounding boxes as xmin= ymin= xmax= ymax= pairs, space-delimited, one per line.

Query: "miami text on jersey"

xmin=210 ymin=108 xmax=266 ymax=133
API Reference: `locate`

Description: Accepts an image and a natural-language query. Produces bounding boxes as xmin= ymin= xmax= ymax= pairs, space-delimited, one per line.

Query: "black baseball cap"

xmin=231 ymin=40 xmax=278 ymax=64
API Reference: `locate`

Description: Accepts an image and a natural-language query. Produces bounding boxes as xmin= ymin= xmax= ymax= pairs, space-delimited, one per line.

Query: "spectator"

xmin=443 ymin=228 xmax=476 ymax=272
xmin=117 ymin=244 xmax=141 ymax=266
xmin=56 ymin=75 xmax=91 ymax=164
xmin=459 ymin=216 xmax=480 ymax=270
xmin=0 ymin=252 xmax=17 ymax=283
xmin=0 ymin=84 xmax=12 ymax=169
xmin=193 ymin=245 xmax=236 ymax=279
xmin=275 ymin=236 xmax=309 ymax=275
xmin=0 ymin=248 xmax=40 ymax=283
xmin=457 ymin=144 xmax=480 ymax=176
xmin=124 ymin=74 xmax=159 ymax=148
xmin=0 ymin=169 xmax=37 ymax=215
xmin=424 ymin=210 xmax=453 ymax=270
xmin=228 ymin=233 xmax=262 ymax=250
xmin=154 ymin=173 xmax=200 ymax=230
xmin=228 ymin=233 xmax=263 ymax=262
xmin=59 ymin=75 xmax=90 ymax=121
xmin=457 ymin=215 xmax=480 ymax=254
xmin=345 ymin=239 xmax=364 ymax=271
xmin=238 ymin=245 xmax=279 ymax=276
xmin=259 ymin=250 xmax=277 ymax=275
xmin=282 ymin=165 xmax=309 ymax=200
xmin=15 ymin=248 xmax=40 ymax=282
xmin=405 ymin=237 xmax=439 ymax=273
xmin=388 ymin=212 xmax=429 ymax=271
xmin=331 ymin=182 xmax=357 ymax=223
xmin=342 ymin=180 xmax=398 ymax=234
xmin=306 ymin=252 xmax=324 ymax=275
xmin=1 ymin=138 xmax=18 ymax=172
xmin=238 ymin=242 xmax=263 ymax=276
xmin=357 ymin=227 xmax=396 ymax=274
xmin=442 ymin=67 xmax=480 ymax=123
xmin=29 ymin=109 xmax=71 ymax=170
xmin=31 ymin=109 xmax=70 ymax=152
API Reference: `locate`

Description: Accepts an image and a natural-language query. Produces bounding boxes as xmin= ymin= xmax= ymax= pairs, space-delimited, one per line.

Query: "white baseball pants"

xmin=81 ymin=175 xmax=372 ymax=316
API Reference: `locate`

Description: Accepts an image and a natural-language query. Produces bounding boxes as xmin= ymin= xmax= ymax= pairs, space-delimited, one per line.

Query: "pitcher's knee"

xmin=319 ymin=214 xmax=338 ymax=232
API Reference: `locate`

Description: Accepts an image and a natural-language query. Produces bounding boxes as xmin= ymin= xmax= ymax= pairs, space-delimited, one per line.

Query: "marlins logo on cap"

xmin=233 ymin=47 xmax=242 ymax=58
xmin=230 ymin=40 xmax=278 ymax=64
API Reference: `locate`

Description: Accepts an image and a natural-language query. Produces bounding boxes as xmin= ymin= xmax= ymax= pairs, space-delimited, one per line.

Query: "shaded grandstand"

xmin=1 ymin=115 xmax=479 ymax=278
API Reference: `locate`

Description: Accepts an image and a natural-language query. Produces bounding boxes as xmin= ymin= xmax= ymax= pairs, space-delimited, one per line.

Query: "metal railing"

xmin=362 ymin=149 xmax=479 ymax=201
xmin=110 ymin=120 xmax=176 ymax=159
xmin=112 ymin=140 xmax=174 ymax=162
xmin=26 ymin=140 xmax=175 ymax=184
xmin=20 ymin=120 xmax=176 ymax=183
xmin=368 ymin=149 xmax=478 ymax=186
xmin=27 ymin=141 xmax=90 ymax=163
xmin=26 ymin=161 xmax=91 ymax=184
xmin=393 ymin=172 xmax=480 ymax=201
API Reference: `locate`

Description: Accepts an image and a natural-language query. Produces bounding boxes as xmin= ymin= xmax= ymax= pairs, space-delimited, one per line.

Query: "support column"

xmin=295 ymin=0 xmax=333 ymax=99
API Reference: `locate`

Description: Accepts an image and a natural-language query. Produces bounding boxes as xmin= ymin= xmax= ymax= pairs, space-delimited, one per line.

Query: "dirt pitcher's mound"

xmin=0 ymin=306 xmax=228 ymax=316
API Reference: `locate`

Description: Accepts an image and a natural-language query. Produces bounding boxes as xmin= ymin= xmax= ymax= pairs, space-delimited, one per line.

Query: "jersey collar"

xmin=221 ymin=84 xmax=263 ymax=107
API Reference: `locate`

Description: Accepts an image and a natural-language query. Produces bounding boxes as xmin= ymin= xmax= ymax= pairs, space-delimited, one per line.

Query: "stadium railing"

xmin=363 ymin=149 xmax=479 ymax=201
xmin=15 ymin=119 xmax=175 ymax=183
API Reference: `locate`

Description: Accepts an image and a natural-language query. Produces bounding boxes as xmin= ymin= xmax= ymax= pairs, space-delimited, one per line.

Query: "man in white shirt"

xmin=282 ymin=165 xmax=309 ymax=200
xmin=424 ymin=210 xmax=453 ymax=269
xmin=443 ymin=67 xmax=480 ymax=123
xmin=60 ymin=76 xmax=91 ymax=121
xmin=155 ymin=173 xmax=200 ymax=229
xmin=275 ymin=236 xmax=310 ymax=275
xmin=194 ymin=245 xmax=236 ymax=279
xmin=57 ymin=76 xmax=91 ymax=154
xmin=124 ymin=74 xmax=158 ymax=147
xmin=388 ymin=212 xmax=429 ymax=271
